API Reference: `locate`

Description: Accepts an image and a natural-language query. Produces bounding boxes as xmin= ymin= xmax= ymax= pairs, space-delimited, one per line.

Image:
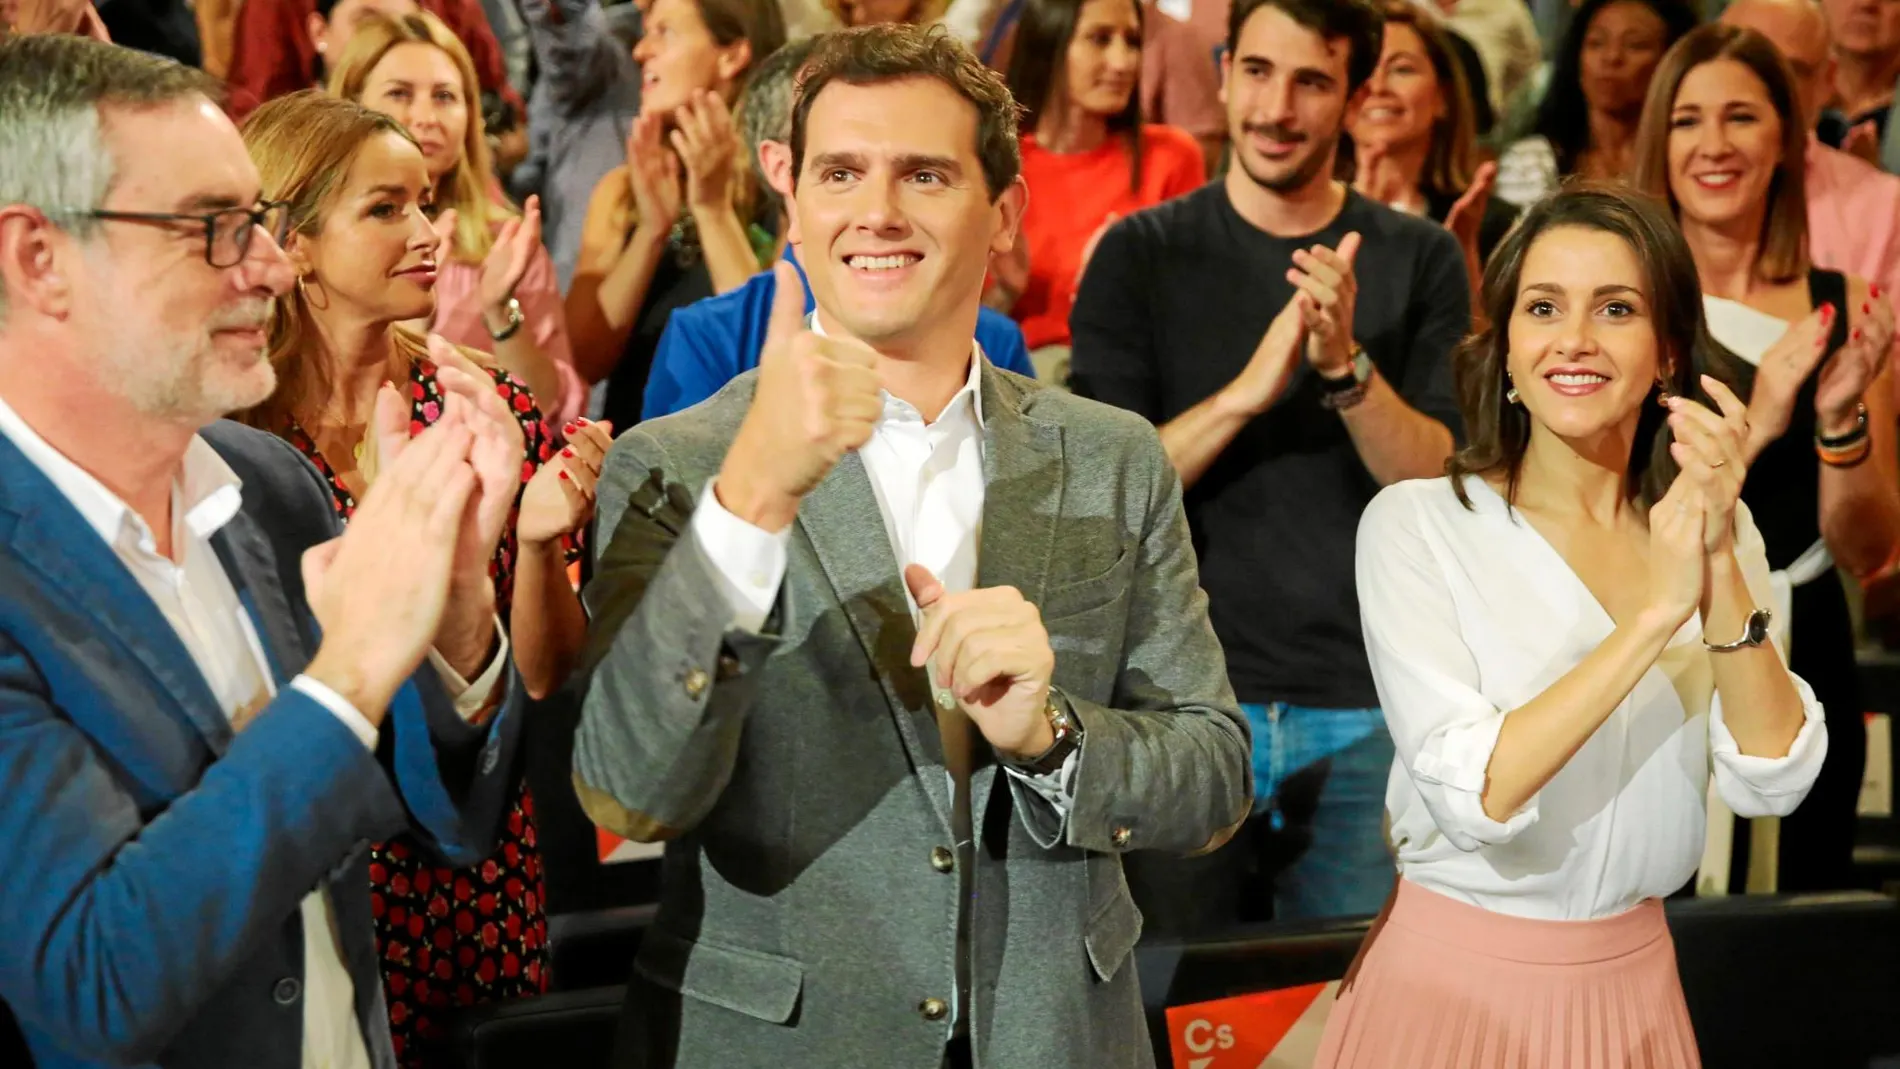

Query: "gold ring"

xmin=1711 ymin=459 xmax=1728 ymax=468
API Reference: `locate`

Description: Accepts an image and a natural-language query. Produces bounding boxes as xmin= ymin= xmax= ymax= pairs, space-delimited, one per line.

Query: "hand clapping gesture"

xmin=669 ymin=89 xmax=739 ymax=214
xmin=519 ymin=417 xmax=614 ymax=546
xmin=1815 ymin=289 xmax=1895 ymax=437
xmin=1665 ymin=375 xmax=1751 ymax=557
xmin=1287 ymin=231 xmax=1362 ymax=375
xmin=627 ymin=110 xmax=685 ymax=237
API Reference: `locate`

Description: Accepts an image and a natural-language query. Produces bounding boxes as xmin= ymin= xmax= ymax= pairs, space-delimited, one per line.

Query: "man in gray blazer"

xmin=574 ymin=24 xmax=1251 ymax=1069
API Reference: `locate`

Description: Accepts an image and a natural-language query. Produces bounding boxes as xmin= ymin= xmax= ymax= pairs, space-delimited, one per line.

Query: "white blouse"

xmin=1357 ymin=476 xmax=1829 ymax=920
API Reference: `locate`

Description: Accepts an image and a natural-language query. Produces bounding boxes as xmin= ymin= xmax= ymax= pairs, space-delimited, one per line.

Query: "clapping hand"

xmin=627 ymin=110 xmax=684 ymax=235
xmin=407 ymin=337 xmax=527 ymax=586
xmin=1816 ymin=289 xmax=1895 ymax=437
xmin=1443 ymin=162 xmax=1498 ymax=263
xmin=518 ymin=417 xmax=613 ymax=547
xmin=1665 ymin=375 xmax=1750 ymax=556
xmin=479 ymin=195 xmax=545 ymax=335
xmin=1743 ymin=302 xmax=1833 ymax=461
xmin=670 ymin=89 xmax=739 ymax=214
xmin=1288 ymin=232 xmax=1362 ymax=375
xmin=906 ymin=564 xmax=1057 ymax=760
xmin=301 ymin=405 xmax=483 ymax=720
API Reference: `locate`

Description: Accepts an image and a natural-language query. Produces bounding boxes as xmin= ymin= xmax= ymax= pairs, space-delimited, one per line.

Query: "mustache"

xmin=208 ymin=301 xmax=272 ymax=332
xmin=1241 ymin=122 xmax=1307 ymax=144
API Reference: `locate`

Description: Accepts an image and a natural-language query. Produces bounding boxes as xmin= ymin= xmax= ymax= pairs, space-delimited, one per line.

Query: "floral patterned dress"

xmin=280 ymin=359 xmax=555 ymax=1069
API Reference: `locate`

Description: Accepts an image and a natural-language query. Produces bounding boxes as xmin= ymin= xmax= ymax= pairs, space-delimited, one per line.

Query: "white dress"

xmin=1356 ymin=475 xmax=1829 ymax=920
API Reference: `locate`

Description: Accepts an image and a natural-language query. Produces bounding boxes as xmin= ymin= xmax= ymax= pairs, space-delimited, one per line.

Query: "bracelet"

xmin=1816 ymin=402 xmax=1869 ymax=450
xmin=1817 ymin=436 xmax=1872 ymax=468
xmin=487 ymin=296 xmax=524 ymax=342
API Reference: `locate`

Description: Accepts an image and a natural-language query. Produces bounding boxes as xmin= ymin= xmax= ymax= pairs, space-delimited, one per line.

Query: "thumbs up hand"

xmin=714 ymin=259 xmax=884 ymax=531
xmin=905 ymin=564 xmax=1058 ymax=761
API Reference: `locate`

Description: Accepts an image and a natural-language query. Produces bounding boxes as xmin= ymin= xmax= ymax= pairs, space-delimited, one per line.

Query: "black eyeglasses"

xmin=62 ymin=201 xmax=292 ymax=268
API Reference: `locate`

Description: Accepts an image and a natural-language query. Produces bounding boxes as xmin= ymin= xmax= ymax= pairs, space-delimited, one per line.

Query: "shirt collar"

xmin=806 ymin=311 xmax=988 ymax=429
xmin=0 ymin=392 xmax=245 ymax=553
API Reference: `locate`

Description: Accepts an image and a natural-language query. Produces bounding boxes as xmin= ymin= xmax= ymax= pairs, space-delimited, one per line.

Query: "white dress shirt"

xmin=0 ymin=397 xmax=505 ymax=1069
xmin=689 ymin=333 xmax=1073 ymax=1035
xmin=1356 ymin=476 xmax=1828 ymax=921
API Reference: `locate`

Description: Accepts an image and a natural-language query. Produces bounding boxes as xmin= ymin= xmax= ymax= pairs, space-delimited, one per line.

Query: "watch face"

xmin=1747 ymin=609 xmax=1772 ymax=645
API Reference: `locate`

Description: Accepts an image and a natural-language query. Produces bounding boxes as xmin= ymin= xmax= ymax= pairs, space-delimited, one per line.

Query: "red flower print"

xmin=478 ymin=893 xmax=497 ymax=916
xmin=512 ymin=392 xmax=532 ymax=413
xmin=412 ymin=382 xmax=426 ymax=400
xmin=455 ymin=912 xmax=475 ymax=936
xmin=481 ymin=860 xmax=500 ymax=884
xmin=502 ymin=953 xmax=520 ymax=978
xmin=407 ymin=915 xmax=424 ymax=940
xmin=481 ymin=923 xmax=499 ymax=949
xmin=421 ymin=401 xmax=441 ymax=422
xmin=370 ymin=863 xmax=387 ymax=884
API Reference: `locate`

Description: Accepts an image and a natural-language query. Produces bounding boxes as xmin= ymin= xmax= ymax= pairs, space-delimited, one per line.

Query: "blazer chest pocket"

xmin=1042 ymin=546 xmax=1136 ymax=623
xmin=634 ymin=927 xmax=805 ymax=1024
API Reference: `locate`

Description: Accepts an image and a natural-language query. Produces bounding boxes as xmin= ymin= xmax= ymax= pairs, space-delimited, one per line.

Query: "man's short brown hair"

xmin=788 ymin=24 xmax=1021 ymax=201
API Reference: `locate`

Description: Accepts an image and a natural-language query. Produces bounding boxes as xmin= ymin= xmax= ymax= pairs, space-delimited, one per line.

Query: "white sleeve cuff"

xmin=1709 ymin=684 xmax=1829 ymax=818
xmin=690 ymin=477 xmax=790 ymax=633
xmin=1004 ymin=748 xmax=1078 ymax=816
xmin=291 ymin=675 xmax=380 ymax=750
xmin=1410 ymin=712 xmax=1540 ymax=851
xmin=428 ymin=620 xmax=511 ymax=723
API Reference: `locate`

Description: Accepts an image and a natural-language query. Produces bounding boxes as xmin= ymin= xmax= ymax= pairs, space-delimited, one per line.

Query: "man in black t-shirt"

xmin=1071 ymin=0 xmax=1469 ymax=933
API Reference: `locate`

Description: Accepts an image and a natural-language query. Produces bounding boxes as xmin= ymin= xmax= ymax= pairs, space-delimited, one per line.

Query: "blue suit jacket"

xmin=640 ymin=251 xmax=1037 ymax=421
xmin=0 ymin=420 xmax=524 ymax=1069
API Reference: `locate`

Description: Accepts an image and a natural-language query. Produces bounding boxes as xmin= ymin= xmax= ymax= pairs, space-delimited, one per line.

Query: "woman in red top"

xmin=240 ymin=91 xmax=609 ymax=1069
xmin=998 ymin=0 xmax=1204 ymax=363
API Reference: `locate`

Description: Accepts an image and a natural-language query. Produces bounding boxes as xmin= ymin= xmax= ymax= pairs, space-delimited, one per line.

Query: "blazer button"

xmin=683 ymin=668 xmax=709 ymax=700
xmin=1111 ymin=826 xmax=1132 ymax=848
xmin=929 ymin=846 xmax=955 ymax=874
xmin=918 ymin=997 xmax=948 ymax=1021
xmin=272 ymin=978 xmax=301 ymax=1005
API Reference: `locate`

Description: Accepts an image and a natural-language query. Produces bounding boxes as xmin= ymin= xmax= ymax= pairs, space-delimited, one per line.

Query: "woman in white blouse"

xmin=1314 ymin=185 xmax=1827 ymax=1069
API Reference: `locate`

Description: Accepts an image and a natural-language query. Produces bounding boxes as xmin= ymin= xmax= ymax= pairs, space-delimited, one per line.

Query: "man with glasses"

xmin=0 ymin=34 xmax=528 ymax=1069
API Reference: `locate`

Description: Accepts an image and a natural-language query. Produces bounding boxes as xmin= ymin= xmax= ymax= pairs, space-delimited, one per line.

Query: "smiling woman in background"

xmin=999 ymin=0 xmax=1202 ymax=373
xmin=1318 ymin=185 xmax=1824 ymax=1067
xmin=1348 ymin=2 xmax=1514 ymax=308
xmin=328 ymin=11 xmax=582 ymax=431
xmin=1633 ymin=22 xmax=1900 ymax=895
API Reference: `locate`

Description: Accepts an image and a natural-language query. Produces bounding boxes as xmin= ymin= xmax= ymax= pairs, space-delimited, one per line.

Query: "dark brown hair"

xmin=1227 ymin=0 xmax=1385 ymax=94
xmin=1448 ymin=183 xmax=1736 ymax=512
xmin=1631 ymin=23 xmax=1809 ymax=283
xmin=1006 ymin=0 xmax=1145 ymax=191
xmin=790 ymin=23 xmax=1022 ymax=200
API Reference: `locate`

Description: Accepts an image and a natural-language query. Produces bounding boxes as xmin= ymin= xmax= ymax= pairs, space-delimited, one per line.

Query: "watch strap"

xmin=1013 ymin=691 xmax=1083 ymax=775
xmin=1704 ymin=608 xmax=1772 ymax=652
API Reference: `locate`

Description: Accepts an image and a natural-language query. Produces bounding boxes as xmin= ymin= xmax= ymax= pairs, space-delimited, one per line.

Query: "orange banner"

xmin=1164 ymin=981 xmax=1340 ymax=1068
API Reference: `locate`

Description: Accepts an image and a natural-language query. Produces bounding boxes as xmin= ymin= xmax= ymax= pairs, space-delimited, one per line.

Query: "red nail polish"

xmin=562 ymin=447 xmax=574 ymax=457
xmin=1854 ymin=327 xmax=1864 ymax=340
xmin=1823 ymin=302 xmax=1836 ymax=321
xmin=562 ymin=422 xmax=576 ymax=435
xmin=1874 ymin=283 xmax=1883 ymax=299
xmin=559 ymin=470 xmax=570 ymax=481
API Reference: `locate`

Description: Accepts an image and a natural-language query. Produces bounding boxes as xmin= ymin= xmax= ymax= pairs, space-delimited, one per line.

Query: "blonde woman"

xmin=565 ymin=0 xmax=785 ymax=429
xmin=328 ymin=10 xmax=584 ymax=431
xmin=240 ymin=91 xmax=611 ymax=1069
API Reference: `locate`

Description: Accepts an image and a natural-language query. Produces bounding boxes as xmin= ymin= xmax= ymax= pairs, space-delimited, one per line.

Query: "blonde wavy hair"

xmin=325 ymin=10 xmax=511 ymax=265
xmin=235 ymin=90 xmax=439 ymax=441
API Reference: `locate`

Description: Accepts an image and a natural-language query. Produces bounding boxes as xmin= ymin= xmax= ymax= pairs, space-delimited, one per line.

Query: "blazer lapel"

xmin=969 ymin=365 xmax=1065 ymax=824
xmin=0 ymin=439 xmax=231 ymax=753
xmin=210 ymin=508 xmax=309 ymax=689
xmin=797 ymin=451 xmax=955 ymax=835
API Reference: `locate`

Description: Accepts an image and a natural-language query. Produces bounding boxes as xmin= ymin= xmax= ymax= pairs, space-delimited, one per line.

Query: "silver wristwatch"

xmin=487 ymin=296 xmax=524 ymax=342
xmin=1704 ymin=608 xmax=1772 ymax=652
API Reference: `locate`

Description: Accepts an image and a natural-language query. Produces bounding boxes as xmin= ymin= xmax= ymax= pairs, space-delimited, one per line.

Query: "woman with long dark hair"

xmin=1633 ymin=23 xmax=1899 ymax=893
xmin=1493 ymin=0 xmax=1697 ymax=208
xmin=996 ymin=0 xmax=1202 ymax=363
xmin=1318 ymin=185 xmax=1825 ymax=1066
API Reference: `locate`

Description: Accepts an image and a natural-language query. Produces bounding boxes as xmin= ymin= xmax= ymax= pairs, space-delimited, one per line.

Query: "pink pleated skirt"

xmin=1313 ymin=879 xmax=1701 ymax=1069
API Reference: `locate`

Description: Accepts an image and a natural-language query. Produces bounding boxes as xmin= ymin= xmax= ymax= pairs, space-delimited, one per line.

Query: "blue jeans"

xmin=1243 ymin=703 xmax=1396 ymax=920
xmin=1123 ymin=703 xmax=1396 ymax=934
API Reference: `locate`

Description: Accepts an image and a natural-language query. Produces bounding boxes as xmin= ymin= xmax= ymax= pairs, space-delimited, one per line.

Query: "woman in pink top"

xmin=998 ymin=0 xmax=1204 ymax=361
xmin=329 ymin=11 xmax=584 ymax=431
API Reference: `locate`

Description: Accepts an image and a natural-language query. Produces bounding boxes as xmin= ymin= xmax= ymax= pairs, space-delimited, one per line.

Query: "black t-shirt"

xmin=1070 ymin=184 xmax=1469 ymax=707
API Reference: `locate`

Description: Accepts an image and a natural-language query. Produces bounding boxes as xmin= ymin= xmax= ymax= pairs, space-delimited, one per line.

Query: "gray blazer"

xmin=573 ymin=363 xmax=1250 ymax=1069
